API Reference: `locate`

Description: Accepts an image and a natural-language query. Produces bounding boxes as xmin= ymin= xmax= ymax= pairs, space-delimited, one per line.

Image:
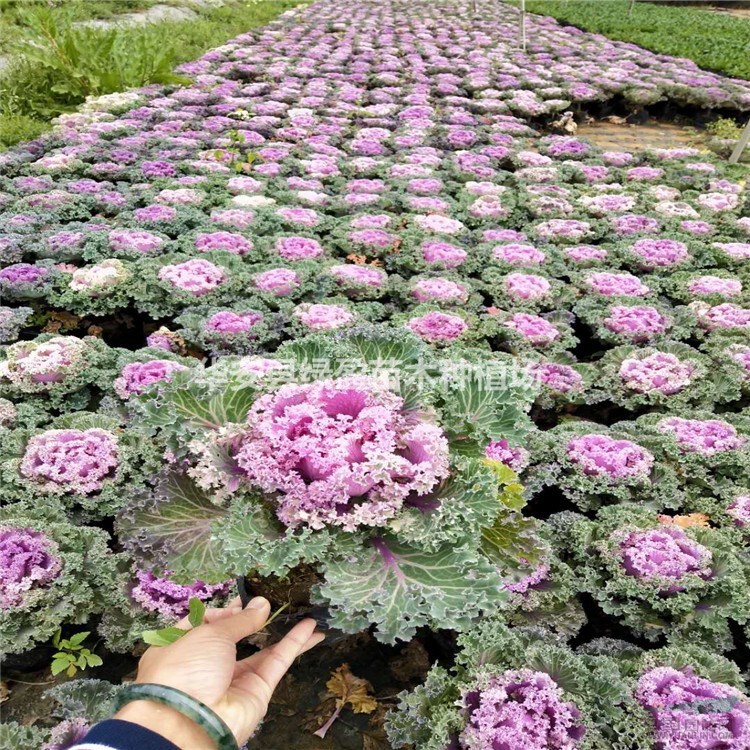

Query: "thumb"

xmin=206 ymin=596 xmax=271 ymax=642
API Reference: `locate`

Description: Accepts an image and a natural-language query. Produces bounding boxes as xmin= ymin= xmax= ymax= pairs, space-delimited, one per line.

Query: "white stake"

xmin=519 ymin=0 xmax=527 ymax=52
xmin=729 ymin=116 xmax=750 ymax=165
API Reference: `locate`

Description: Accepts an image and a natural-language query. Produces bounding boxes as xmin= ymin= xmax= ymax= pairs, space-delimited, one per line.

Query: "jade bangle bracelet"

xmin=113 ymin=682 xmax=239 ymax=750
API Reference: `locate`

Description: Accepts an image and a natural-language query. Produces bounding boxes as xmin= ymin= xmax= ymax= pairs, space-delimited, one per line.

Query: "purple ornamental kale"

xmin=657 ymin=417 xmax=745 ymax=454
xmin=158 ymin=259 xmax=226 ymax=295
xmin=727 ymin=495 xmax=750 ymax=527
xmin=0 ymin=527 xmax=62 ymax=608
xmin=617 ymin=527 xmax=712 ymax=585
xmin=460 ymin=670 xmax=586 ymax=750
xmin=503 ymin=313 xmax=560 ymax=345
xmin=421 ymin=241 xmax=468 ymax=268
xmin=636 ymin=667 xmax=750 ymax=750
xmin=485 ymin=439 xmax=530 ymax=472
xmin=566 ymin=434 xmax=654 ymax=479
xmin=618 ymin=353 xmax=695 ymax=395
xmin=232 ymin=375 xmax=450 ymax=531
xmin=527 ymin=362 xmax=584 ymax=394
xmin=20 ymin=428 xmax=119 ymax=495
xmin=254 ymin=268 xmax=300 ymax=296
xmin=131 ymin=569 xmax=231 ymax=619
xmin=114 ymin=360 xmax=188 ymax=399
xmin=275 ymin=236 xmax=324 ymax=260
xmin=195 ymin=232 xmax=253 ymax=256
xmin=412 ymin=277 xmax=468 ymax=303
xmin=42 ymin=718 xmax=90 ymax=750
xmin=603 ymin=306 xmax=666 ymax=341
xmin=407 ymin=311 xmax=468 ymax=342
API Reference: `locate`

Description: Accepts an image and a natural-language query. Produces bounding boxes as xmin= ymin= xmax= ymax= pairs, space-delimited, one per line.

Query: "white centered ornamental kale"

xmin=20 ymin=428 xmax=119 ymax=495
xmin=234 ymin=375 xmax=450 ymax=531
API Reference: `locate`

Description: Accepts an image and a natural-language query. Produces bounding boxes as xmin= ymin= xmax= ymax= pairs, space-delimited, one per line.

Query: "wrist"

xmin=115 ymin=700 xmax=215 ymax=750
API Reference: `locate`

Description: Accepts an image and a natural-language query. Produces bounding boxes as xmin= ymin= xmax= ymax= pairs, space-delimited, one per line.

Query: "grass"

xmin=524 ymin=0 xmax=750 ymax=81
xmin=0 ymin=0 xmax=303 ymax=149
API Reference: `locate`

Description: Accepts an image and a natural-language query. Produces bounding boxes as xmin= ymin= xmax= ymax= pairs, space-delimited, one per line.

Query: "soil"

xmin=2 ymin=629 xmax=433 ymax=750
xmin=577 ymin=119 xmax=700 ymax=152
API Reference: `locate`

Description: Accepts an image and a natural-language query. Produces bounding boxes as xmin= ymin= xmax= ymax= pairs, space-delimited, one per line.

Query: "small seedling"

xmin=50 ymin=630 xmax=103 ymax=678
xmin=142 ymin=597 xmax=206 ymax=647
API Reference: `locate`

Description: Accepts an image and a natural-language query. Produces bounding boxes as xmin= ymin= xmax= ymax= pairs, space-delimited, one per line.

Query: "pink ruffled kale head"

xmin=618 ymin=352 xmax=695 ymax=395
xmin=294 ymin=304 xmax=354 ymax=331
xmin=330 ymin=264 xmax=386 ymax=289
xmin=611 ymin=214 xmax=660 ymax=235
xmin=411 ymin=277 xmax=468 ymax=303
xmin=636 ymin=667 xmax=750 ymax=750
xmin=131 ymin=569 xmax=231 ymax=619
xmin=254 ymin=267 xmax=300 ymax=295
xmin=414 ymin=214 xmax=465 ymax=234
xmin=109 ymin=229 xmax=164 ymax=254
xmin=603 ymin=305 xmax=666 ymax=341
xmin=528 ymin=362 xmax=583 ymax=394
xmin=566 ymin=433 xmax=654 ymax=479
xmin=727 ymin=495 xmax=750 ymax=528
xmin=20 ymin=428 xmax=119 ymax=495
xmin=205 ymin=310 xmax=263 ymax=334
xmin=617 ymin=526 xmax=712 ymax=582
xmin=492 ymin=243 xmax=546 ymax=266
xmin=421 ymin=241 xmax=467 ymax=268
xmin=406 ymin=311 xmax=468 ymax=342
xmin=460 ymin=669 xmax=586 ymax=750
xmin=0 ymin=527 xmax=62 ymax=608
xmin=114 ymin=359 xmax=188 ymax=399
xmin=503 ymin=561 xmax=550 ymax=594
xmin=505 ymin=273 xmax=551 ymax=301
xmin=195 ymin=232 xmax=253 ymax=256
xmin=42 ymin=718 xmax=90 ymax=750
xmin=657 ymin=417 xmax=745 ymax=455
xmin=275 ymin=236 xmax=324 ymax=260
xmin=628 ymin=238 xmax=689 ymax=269
xmin=233 ymin=376 xmax=450 ymax=531
xmin=687 ymin=276 xmax=742 ymax=298
xmin=565 ymin=245 xmax=607 ymax=263
xmin=238 ymin=357 xmax=285 ymax=377
xmin=2 ymin=336 xmax=86 ymax=386
xmin=158 ymin=259 xmax=226 ymax=295
xmin=349 ymin=229 xmax=396 ymax=248
xmin=504 ymin=313 xmax=559 ymax=345
xmin=586 ymin=272 xmax=650 ymax=297
xmin=485 ymin=438 xmax=530 ymax=472
xmin=697 ymin=303 xmax=750 ymax=331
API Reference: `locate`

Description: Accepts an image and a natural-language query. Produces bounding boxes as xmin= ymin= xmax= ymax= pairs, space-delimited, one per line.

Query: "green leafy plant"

xmin=51 ymin=629 xmax=103 ymax=677
xmin=141 ymin=597 xmax=206 ymax=647
xmin=524 ymin=0 xmax=750 ymax=80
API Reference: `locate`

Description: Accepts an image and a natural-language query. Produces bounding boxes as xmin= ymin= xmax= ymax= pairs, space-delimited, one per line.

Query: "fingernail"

xmin=246 ymin=596 xmax=268 ymax=610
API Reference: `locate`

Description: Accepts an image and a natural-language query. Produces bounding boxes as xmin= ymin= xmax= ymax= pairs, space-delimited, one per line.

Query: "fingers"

xmin=173 ymin=596 xmax=243 ymax=629
xmin=233 ymin=619 xmax=321 ymax=693
xmin=205 ymin=596 xmax=271 ymax=642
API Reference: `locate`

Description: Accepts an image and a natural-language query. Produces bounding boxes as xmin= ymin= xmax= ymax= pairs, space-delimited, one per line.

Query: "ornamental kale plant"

xmin=525 ymin=422 xmax=681 ymax=511
xmin=0 ymin=412 xmax=160 ymax=518
xmin=117 ymin=328 xmax=537 ymax=642
xmin=0 ymin=509 xmax=125 ymax=653
xmin=550 ymin=505 xmax=750 ymax=646
xmin=386 ymin=621 xmax=640 ymax=750
xmin=1 ymin=0 xmax=750 ymax=740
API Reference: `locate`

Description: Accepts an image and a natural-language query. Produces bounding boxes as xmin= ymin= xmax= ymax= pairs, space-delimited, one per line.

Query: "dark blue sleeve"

xmin=75 ymin=719 xmax=181 ymax=750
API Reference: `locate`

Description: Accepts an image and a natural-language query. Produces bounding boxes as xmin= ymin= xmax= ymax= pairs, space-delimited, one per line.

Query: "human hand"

xmin=115 ymin=596 xmax=324 ymax=749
